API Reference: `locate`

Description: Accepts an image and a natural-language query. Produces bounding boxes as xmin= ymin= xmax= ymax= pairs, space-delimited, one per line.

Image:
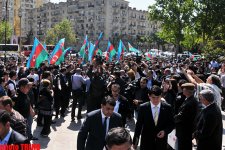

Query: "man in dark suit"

xmin=133 ymin=85 xmax=174 ymax=150
xmin=77 ymin=97 xmax=123 ymax=150
xmin=194 ymin=89 xmax=222 ymax=150
xmin=146 ymin=70 xmax=161 ymax=90
xmin=109 ymin=84 xmax=129 ymax=126
xmin=53 ymin=67 xmax=68 ymax=118
xmin=133 ymin=77 xmax=149 ymax=106
xmin=0 ymin=110 xmax=29 ymax=146
xmin=174 ymin=83 xmax=199 ymax=150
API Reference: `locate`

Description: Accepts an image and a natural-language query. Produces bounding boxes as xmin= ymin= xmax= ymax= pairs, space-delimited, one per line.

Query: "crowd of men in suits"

xmin=0 ymin=55 xmax=223 ymax=149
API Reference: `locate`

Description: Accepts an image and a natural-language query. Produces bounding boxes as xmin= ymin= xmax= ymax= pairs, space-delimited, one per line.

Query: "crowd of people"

xmin=0 ymin=54 xmax=223 ymax=150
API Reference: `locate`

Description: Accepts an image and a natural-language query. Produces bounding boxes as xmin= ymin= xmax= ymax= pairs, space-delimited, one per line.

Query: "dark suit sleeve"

xmin=77 ymin=115 xmax=91 ymax=150
xmin=133 ymin=105 xmax=144 ymax=145
xmin=197 ymin=113 xmax=218 ymax=140
xmin=174 ymin=102 xmax=191 ymax=123
xmin=164 ymin=105 xmax=175 ymax=134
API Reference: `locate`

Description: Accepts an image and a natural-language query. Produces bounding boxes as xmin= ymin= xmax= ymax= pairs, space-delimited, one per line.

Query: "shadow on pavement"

xmin=67 ymin=120 xmax=82 ymax=131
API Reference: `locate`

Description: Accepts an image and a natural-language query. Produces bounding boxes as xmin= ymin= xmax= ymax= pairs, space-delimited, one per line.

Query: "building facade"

xmin=0 ymin=0 xmax=48 ymax=41
xmin=26 ymin=0 xmax=160 ymax=49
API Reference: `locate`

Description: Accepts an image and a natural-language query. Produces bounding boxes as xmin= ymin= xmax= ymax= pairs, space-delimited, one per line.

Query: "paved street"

xmin=31 ymin=107 xmax=225 ymax=150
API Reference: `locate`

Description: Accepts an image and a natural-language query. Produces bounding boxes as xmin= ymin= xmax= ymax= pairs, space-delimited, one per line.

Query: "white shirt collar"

xmin=150 ymin=101 xmax=161 ymax=109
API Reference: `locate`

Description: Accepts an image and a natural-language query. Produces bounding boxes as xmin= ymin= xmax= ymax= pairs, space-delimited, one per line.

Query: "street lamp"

xmin=4 ymin=0 xmax=8 ymax=65
xmin=38 ymin=20 xmax=42 ymax=41
xmin=18 ymin=7 xmax=22 ymax=55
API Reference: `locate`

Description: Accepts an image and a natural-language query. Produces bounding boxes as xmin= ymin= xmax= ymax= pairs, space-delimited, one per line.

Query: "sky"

xmin=50 ymin=0 xmax=155 ymax=11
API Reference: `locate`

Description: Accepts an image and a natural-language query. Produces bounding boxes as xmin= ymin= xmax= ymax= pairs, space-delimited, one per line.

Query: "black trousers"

xmin=41 ymin=115 xmax=52 ymax=135
xmin=71 ymin=89 xmax=83 ymax=119
xmin=177 ymin=135 xmax=192 ymax=150
xmin=54 ymin=91 xmax=66 ymax=117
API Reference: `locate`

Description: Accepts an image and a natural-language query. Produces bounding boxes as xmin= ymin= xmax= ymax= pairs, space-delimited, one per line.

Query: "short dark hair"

xmin=0 ymin=110 xmax=11 ymax=125
xmin=42 ymin=71 xmax=51 ymax=79
xmin=102 ymin=97 xmax=116 ymax=107
xmin=9 ymin=70 xmax=17 ymax=78
xmin=210 ymin=75 xmax=221 ymax=89
xmin=106 ymin=127 xmax=132 ymax=149
xmin=148 ymin=85 xmax=162 ymax=96
xmin=0 ymin=96 xmax=13 ymax=107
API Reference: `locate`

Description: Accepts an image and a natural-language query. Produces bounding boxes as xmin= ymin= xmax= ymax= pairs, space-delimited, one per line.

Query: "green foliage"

xmin=181 ymin=26 xmax=201 ymax=50
xmin=193 ymin=0 xmax=225 ymax=44
xmin=46 ymin=19 xmax=76 ymax=46
xmin=0 ymin=21 xmax=13 ymax=44
xmin=148 ymin=0 xmax=195 ymax=53
xmin=202 ymin=40 xmax=225 ymax=60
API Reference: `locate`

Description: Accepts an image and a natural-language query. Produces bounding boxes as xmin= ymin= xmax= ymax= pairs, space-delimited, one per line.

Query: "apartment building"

xmin=26 ymin=0 xmax=160 ymax=49
xmin=0 ymin=0 xmax=49 ymax=40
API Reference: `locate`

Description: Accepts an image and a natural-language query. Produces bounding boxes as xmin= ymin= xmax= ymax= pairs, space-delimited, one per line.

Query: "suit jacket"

xmin=174 ymin=95 xmax=199 ymax=138
xmin=117 ymin=95 xmax=129 ymax=126
xmin=77 ymin=109 xmax=123 ymax=150
xmin=195 ymin=103 xmax=222 ymax=150
xmin=133 ymin=101 xmax=174 ymax=150
xmin=8 ymin=130 xmax=30 ymax=150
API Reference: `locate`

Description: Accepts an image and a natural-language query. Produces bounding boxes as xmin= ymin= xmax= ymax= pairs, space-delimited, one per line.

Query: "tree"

xmin=148 ymin=0 xmax=195 ymax=54
xmin=24 ymin=29 xmax=34 ymax=45
xmin=46 ymin=19 xmax=77 ymax=47
xmin=202 ymin=40 xmax=225 ymax=60
xmin=0 ymin=21 xmax=13 ymax=44
xmin=193 ymin=0 xmax=225 ymax=45
xmin=181 ymin=26 xmax=201 ymax=51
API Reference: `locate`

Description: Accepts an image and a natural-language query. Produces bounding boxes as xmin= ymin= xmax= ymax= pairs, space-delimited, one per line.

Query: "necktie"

xmin=103 ymin=117 xmax=108 ymax=137
xmin=154 ymin=106 xmax=158 ymax=126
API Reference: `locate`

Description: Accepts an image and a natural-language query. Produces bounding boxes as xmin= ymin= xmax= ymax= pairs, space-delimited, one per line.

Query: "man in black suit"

xmin=77 ymin=97 xmax=123 ymax=150
xmin=133 ymin=85 xmax=174 ymax=150
xmin=53 ymin=67 xmax=68 ymax=118
xmin=109 ymin=84 xmax=129 ymax=126
xmin=174 ymin=83 xmax=199 ymax=150
xmin=0 ymin=110 xmax=29 ymax=146
xmin=194 ymin=89 xmax=222 ymax=150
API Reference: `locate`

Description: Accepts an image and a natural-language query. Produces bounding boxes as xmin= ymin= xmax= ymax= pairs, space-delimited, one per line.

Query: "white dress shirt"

xmin=150 ymin=101 xmax=161 ymax=119
xmin=114 ymin=100 xmax=120 ymax=113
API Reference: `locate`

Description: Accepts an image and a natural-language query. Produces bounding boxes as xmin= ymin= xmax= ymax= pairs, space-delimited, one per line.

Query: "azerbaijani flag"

xmin=146 ymin=52 xmax=152 ymax=61
xmin=128 ymin=42 xmax=141 ymax=54
xmin=88 ymin=42 xmax=95 ymax=62
xmin=96 ymin=48 xmax=102 ymax=56
xmin=49 ymin=38 xmax=65 ymax=65
xmin=79 ymin=35 xmax=88 ymax=58
xmin=117 ymin=40 xmax=126 ymax=61
xmin=26 ymin=37 xmax=48 ymax=68
xmin=55 ymin=47 xmax=71 ymax=65
xmin=92 ymin=32 xmax=103 ymax=59
xmin=106 ymin=40 xmax=116 ymax=62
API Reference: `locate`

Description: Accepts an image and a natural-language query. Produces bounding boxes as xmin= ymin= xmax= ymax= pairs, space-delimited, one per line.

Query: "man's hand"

xmin=133 ymin=99 xmax=139 ymax=105
xmin=157 ymin=130 xmax=165 ymax=138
